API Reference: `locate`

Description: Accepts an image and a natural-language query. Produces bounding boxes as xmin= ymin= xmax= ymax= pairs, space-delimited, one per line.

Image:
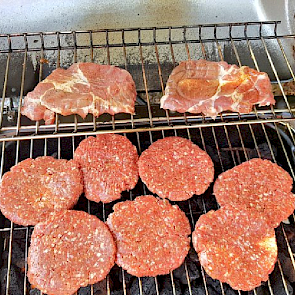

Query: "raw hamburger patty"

xmin=138 ymin=136 xmax=214 ymax=201
xmin=0 ymin=156 xmax=83 ymax=226
xmin=192 ymin=207 xmax=278 ymax=291
xmin=28 ymin=210 xmax=116 ymax=295
xmin=106 ymin=195 xmax=191 ymax=277
xmin=213 ymin=158 xmax=295 ymax=227
xmin=21 ymin=63 xmax=137 ymax=125
xmin=160 ymin=59 xmax=275 ymax=118
xmin=74 ymin=134 xmax=139 ymax=203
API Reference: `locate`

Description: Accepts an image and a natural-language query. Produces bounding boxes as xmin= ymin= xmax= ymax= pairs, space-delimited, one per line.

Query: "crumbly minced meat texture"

xmin=106 ymin=195 xmax=191 ymax=277
xmin=28 ymin=210 xmax=116 ymax=295
xmin=138 ymin=137 xmax=214 ymax=201
xmin=192 ymin=207 xmax=277 ymax=291
xmin=0 ymin=156 xmax=83 ymax=226
xmin=74 ymin=134 xmax=139 ymax=203
xmin=213 ymin=158 xmax=295 ymax=227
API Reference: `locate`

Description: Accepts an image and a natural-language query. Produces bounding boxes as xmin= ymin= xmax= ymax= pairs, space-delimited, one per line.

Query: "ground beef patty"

xmin=28 ymin=210 xmax=116 ymax=295
xmin=0 ymin=156 xmax=83 ymax=226
xmin=213 ymin=158 xmax=295 ymax=227
xmin=73 ymin=134 xmax=139 ymax=203
xmin=106 ymin=195 xmax=191 ymax=277
xmin=138 ymin=137 xmax=214 ymax=201
xmin=192 ymin=207 xmax=277 ymax=291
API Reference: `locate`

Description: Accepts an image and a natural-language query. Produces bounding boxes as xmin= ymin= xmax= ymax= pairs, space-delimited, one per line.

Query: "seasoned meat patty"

xmin=213 ymin=158 xmax=295 ymax=227
xmin=74 ymin=134 xmax=139 ymax=203
xmin=21 ymin=63 xmax=137 ymax=124
xmin=192 ymin=207 xmax=277 ymax=291
xmin=0 ymin=156 xmax=83 ymax=226
xmin=138 ymin=137 xmax=214 ymax=201
xmin=28 ymin=210 xmax=116 ymax=295
xmin=160 ymin=59 xmax=275 ymax=118
xmin=106 ymin=195 xmax=191 ymax=277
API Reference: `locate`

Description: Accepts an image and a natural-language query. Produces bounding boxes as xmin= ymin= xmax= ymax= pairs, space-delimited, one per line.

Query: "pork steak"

xmin=21 ymin=63 xmax=137 ymax=124
xmin=160 ymin=59 xmax=275 ymax=118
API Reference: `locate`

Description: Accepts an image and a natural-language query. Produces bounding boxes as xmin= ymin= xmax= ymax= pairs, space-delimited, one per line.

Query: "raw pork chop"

xmin=160 ymin=59 xmax=275 ymax=118
xmin=21 ymin=63 xmax=137 ymax=124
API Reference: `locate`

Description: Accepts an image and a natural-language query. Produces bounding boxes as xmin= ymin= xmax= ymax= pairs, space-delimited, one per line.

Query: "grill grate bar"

xmin=260 ymin=123 xmax=277 ymax=162
xmin=0 ymin=52 xmax=10 ymax=129
xmin=154 ymin=276 xmax=160 ymax=295
xmin=248 ymin=124 xmax=262 ymax=158
xmin=267 ymin=278 xmax=275 ymax=295
xmin=236 ymin=124 xmax=250 ymax=161
xmin=2 ymin=34 xmax=295 ymax=54
xmin=0 ymin=109 xmax=294 ymax=135
xmin=261 ymin=37 xmax=293 ymax=115
xmin=4 ymin=223 xmax=13 ymax=295
xmin=15 ymin=42 xmax=28 ymax=136
xmin=273 ymin=122 xmax=295 ymax=179
xmin=211 ymin=126 xmax=225 ymax=171
xmin=0 ymin=21 xmax=282 ymax=38
xmin=280 ymin=223 xmax=295 ymax=275
xmin=277 ymin=259 xmax=291 ymax=295
xmin=139 ymin=31 xmax=153 ymax=128
xmin=229 ymin=38 xmax=242 ymax=67
xmin=275 ymin=37 xmax=295 ymax=81
xmin=170 ymin=271 xmax=177 ymax=295
xmin=214 ymin=26 xmax=224 ymax=61
xmin=4 ymin=140 xmax=21 ymax=294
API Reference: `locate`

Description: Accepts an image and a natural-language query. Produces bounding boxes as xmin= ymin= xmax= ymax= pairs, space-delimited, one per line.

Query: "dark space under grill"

xmin=0 ymin=21 xmax=295 ymax=295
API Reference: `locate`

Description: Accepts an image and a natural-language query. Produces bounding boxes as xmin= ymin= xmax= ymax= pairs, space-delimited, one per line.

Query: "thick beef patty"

xmin=138 ymin=137 xmax=214 ymax=201
xmin=192 ymin=207 xmax=277 ymax=291
xmin=28 ymin=210 xmax=116 ymax=295
xmin=0 ymin=156 xmax=83 ymax=226
xmin=74 ymin=134 xmax=139 ymax=203
xmin=106 ymin=195 xmax=191 ymax=277
xmin=213 ymin=158 xmax=295 ymax=227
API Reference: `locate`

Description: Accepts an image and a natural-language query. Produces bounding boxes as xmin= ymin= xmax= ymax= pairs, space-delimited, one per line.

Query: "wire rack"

xmin=1 ymin=21 xmax=295 ymax=295
xmin=0 ymin=21 xmax=295 ymax=139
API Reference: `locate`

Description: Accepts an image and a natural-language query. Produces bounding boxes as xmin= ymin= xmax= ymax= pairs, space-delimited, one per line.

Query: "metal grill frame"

xmin=0 ymin=21 xmax=295 ymax=138
xmin=0 ymin=21 xmax=295 ymax=295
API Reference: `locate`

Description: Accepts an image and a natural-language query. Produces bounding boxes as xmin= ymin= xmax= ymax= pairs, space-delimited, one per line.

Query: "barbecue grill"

xmin=0 ymin=21 xmax=295 ymax=295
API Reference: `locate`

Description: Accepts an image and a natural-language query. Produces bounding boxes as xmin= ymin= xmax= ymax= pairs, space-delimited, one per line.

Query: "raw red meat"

xmin=192 ymin=207 xmax=277 ymax=291
xmin=213 ymin=158 xmax=294 ymax=227
xmin=21 ymin=63 xmax=137 ymax=125
xmin=0 ymin=156 xmax=83 ymax=226
xmin=160 ymin=59 xmax=275 ymax=118
xmin=138 ymin=136 xmax=214 ymax=201
xmin=28 ymin=210 xmax=116 ymax=295
xmin=106 ymin=195 xmax=191 ymax=277
xmin=73 ymin=134 xmax=139 ymax=203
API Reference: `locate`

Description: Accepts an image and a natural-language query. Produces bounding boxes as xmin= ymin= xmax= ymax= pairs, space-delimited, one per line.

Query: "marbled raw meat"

xmin=21 ymin=63 xmax=137 ymax=124
xmin=160 ymin=59 xmax=275 ymax=118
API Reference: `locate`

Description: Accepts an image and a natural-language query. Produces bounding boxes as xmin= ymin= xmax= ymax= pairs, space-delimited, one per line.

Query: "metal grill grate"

xmin=0 ymin=21 xmax=295 ymax=139
xmin=0 ymin=21 xmax=295 ymax=295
